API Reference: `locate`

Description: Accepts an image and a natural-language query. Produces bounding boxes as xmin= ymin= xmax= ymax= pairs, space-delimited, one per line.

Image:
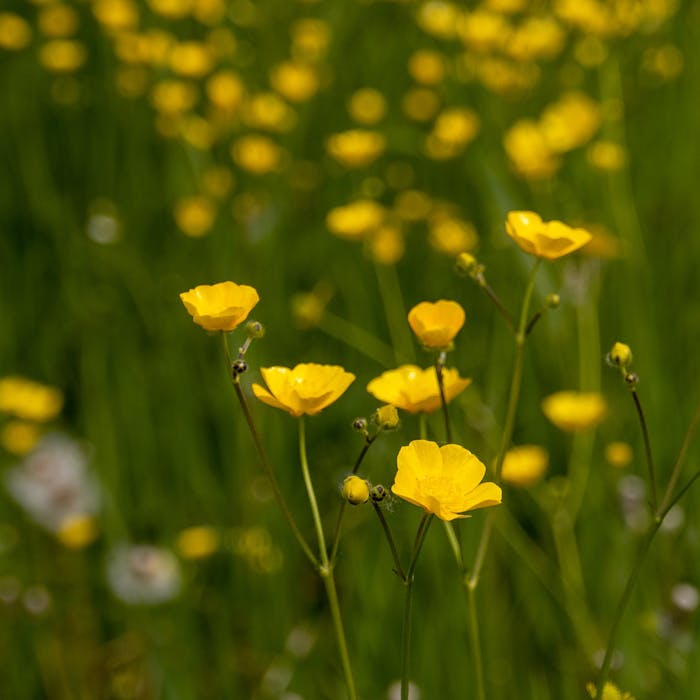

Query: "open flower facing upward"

xmin=366 ymin=365 xmax=471 ymax=414
xmin=542 ymin=391 xmax=607 ymax=432
xmin=506 ymin=211 xmax=592 ymax=260
xmin=253 ymin=364 xmax=355 ymax=416
xmin=180 ymin=281 xmax=259 ymax=332
xmin=392 ymin=440 xmax=501 ymax=521
xmin=408 ymin=300 xmax=466 ymax=349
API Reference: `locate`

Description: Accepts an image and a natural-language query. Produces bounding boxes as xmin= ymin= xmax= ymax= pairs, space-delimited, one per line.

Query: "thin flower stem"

xmin=401 ymin=514 xmax=433 ymax=700
xmin=525 ymin=310 xmax=543 ymax=337
xmin=630 ymin=388 xmax=658 ymax=513
xmin=435 ymin=354 xmax=452 ymax=443
xmin=443 ymin=521 xmax=463 ymax=570
xmin=479 ymin=278 xmax=515 ymax=332
xmin=230 ymin=377 xmax=317 ymax=568
xmin=467 ymin=585 xmax=486 ymax=700
xmin=419 ymin=413 xmax=428 ymax=440
xmin=298 ymin=417 xmax=357 ymax=700
xmin=375 ymin=262 xmax=416 ymax=365
xmin=372 ymin=502 xmax=406 ymax=580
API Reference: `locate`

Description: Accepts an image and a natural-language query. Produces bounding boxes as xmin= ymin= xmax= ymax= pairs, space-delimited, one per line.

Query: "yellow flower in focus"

xmin=348 ymin=88 xmax=387 ymax=125
xmin=176 ymin=525 xmax=220 ymax=559
xmin=169 ymin=41 xmax=214 ymax=78
xmin=206 ymin=71 xmax=244 ymax=113
xmin=252 ymin=364 xmax=355 ymax=417
xmin=1 ymin=421 xmax=42 ymax=455
xmin=0 ymin=377 xmax=63 ymax=422
xmin=501 ymin=445 xmax=549 ymax=487
xmin=586 ymin=681 xmax=635 ymax=700
xmin=342 ymin=476 xmax=370 ymax=505
xmin=542 ymin=391 xmax=607 ymax=432
xmin=429 ymin=216 xmax=478 ymax=256
xmin=326 ymin=130 xmax=386 ymax=168
xmin=375 ymin=404 xmax=400 ymax=430
xmin=39 ymin=40 xmax=87 ymax=73
xmin=392 ymin=440 xmax=501 ymax=521
xmin=180 ymin=281 xmax=259 ymax=332
xmin=326 ymin=200 xmax=385 ymax=240
xmin=408 ymin=300 xmax=466 ymax=350
xmin=38 ymin=5 xmax=80 ymax=38
xmin=367 ymin=365 xmax=471 ymax=414
xmin=368 ymin=225 xmax=404 ymax=265
xmin=0 ymin=13 xmax=32 ymax=50
xmin=408 ymin=49 xmax=446 ymax=85
xmin=174 ymin=196 xmax=216 ymax=237
xmin=605 ymin=441 xmax=633 ymax=468
xmin=57 ymin=515 xmax=99 ymax=549
xmin=231 ymin=135 xmax=283 ymax=174
xmin=608 ymin=342 xmax=633 ymax=368
xmin=269 ymin=61 xmax=319 ymax=103
xmin=506 ymin=211 xmax=592 ymax=260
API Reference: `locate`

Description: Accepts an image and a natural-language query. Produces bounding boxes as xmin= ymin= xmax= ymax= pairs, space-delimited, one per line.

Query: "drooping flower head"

xmin=392 ymin=440 xmax=501 ymax=521
xmin=253 ymin=363 xmax=355 ymax=416
xmin=506 ymin=211 xmax=592 ymax=260
xmin=408 ymin=300 xmax=466 ymax=350
xmin=541 ymin=391 xmax=607 ymax=432
xmin=180 ymin=281 xmax=259 ymax=332
xmin=366 ymin=365 xmax=471 ymax=414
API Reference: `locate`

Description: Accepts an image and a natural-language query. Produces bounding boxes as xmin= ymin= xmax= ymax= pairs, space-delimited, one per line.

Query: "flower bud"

xmin=342 ymin=476 xmax=370 ymax=505
xmin=545 ymin=293 xmax=560 ymax=309
xmin=370 ymin=484 xmax=387 ymax=502
xmin=608 ymin=341 xmax=633 ymax=368
xmin=624 ymin=371 xmax=639 ymax=387
xmin=375 ymin=404 xmax=400 ymax=430
xmin=455 ymin=252 xmax=478 ymax=275
xmin=232 ymin=359 xmax=248 ymax=377
xmin=352 ymin=417 xmax=368 ymax=433
xmin=246 ymin=320 xmax=265 ymax=339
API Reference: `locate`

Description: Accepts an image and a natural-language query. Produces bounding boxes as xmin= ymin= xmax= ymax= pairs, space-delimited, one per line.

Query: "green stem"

xmin=298 ymin=417 xmax=357 ymax=699
xmin=476 ymin=274 xmax=515 ymax=332
xmin=375 ymin=262 xmax=416 ymax=365
xmin=435 ymin=354 xmax=452 ymax=443
xmin=372 ymin=502 xmax=406 ymax=580
xmin=419 ymin=412 xmax=428 ymax=440
xmin=631 ymin=388 xmax=658 ymax=513
xmin=467 ymin=585 xmax=486 ymax=700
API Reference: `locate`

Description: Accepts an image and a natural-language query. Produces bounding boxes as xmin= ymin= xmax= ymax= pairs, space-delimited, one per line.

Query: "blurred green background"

xmin=1 ymin=0 xmax=700 ymax=698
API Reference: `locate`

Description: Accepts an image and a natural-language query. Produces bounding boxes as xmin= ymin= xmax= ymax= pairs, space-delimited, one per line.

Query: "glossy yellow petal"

xmin=506 ymin=210 xmax=591 ymax=260
xmin=180 ymin=281 xmax=259 ymax=332
xmin=408 ymin=299 xmax=466 ymax=349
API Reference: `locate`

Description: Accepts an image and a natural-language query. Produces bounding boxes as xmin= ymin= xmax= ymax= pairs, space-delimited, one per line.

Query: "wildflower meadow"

xmin=2 ymin=1 xmax=700 ymax=699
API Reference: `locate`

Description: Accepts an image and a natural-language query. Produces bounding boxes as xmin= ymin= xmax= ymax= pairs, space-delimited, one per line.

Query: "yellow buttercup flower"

xmin=180 ymin=281 xmax=259 ymax=332
xmin=408 ymin=300 xmax=466 ymax=350
xmin=367 ymin=365 xmax=471 ymax=414
xmin=57 ymin=515 xmax=99 ymax=549
xmin=269 ymin=61 xmax=319 ymax=103
xmin=174 ymin=196 xmax=216 ymax=237
xmin=392 ymin=440 xmax=502 ymax=521
xmin=326 ymin=130 xmax=386 ymax=168
xmin=0 ymin=377 xmax=63 ymax=422
xmin=542 ymin=391 xmax=607 ymax=432
xmin=506 ymin=211 xmax=592 ymax=260
xmin=0 ymin=13 xmax=32 ymax=50
xmin=252 ymin=364 xmax=355 ymax=417
xmin=176 ymin=525 xmax=220 ymax=559
xmin=342 ymin=476 xmax=370 ymax=505
xmin=326 ymin=200 xmax=385 ymax=240
xmin=501 ymin=445 xmax=549 ymax=487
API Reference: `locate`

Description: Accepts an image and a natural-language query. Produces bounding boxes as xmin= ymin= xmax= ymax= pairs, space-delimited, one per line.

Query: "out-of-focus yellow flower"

xmin=457 ymin=10 xmax=510 ymax=53
xmin=429 ymin=216 xmax=478 ymax=256
xmin=151 ymin=80 xmax=198 ymax=114
xmin=174 ymin=196 xmax=216 ymax=237
xmin=408 ymin=300 xmax=466 ymax=350
xmin=368 ymin=225 xmax=404 ymax=265
xmin=93 ymin=0 xmax=139 ymax=32
xmin=408 ymin=49 xmax=446 ymax=85
xmin=180 ymin=115 xmax=215 ymax=150
xmin=38 ymin=4 xmax=80 ymax=38
xmin=580 ymin=225 xmax=623 ymax=259
xmin=485 ymin=0 xmax=527 ymax=14
xmin=554 ymin=0 xmax=614 ymax=37
xmin=417 ymin=1 xmax=460 ymax=40
xmin=574 ymin=36 xmax=608 ymax=68
xmin=141 ymin=29 xmax=175 ymax=67
xmin=169 ymin=41 xmax=214 ymax=78
xmin=326 ymin=200 xmax=385 ymax=240
xmin=201 ymin=166 xmax=234 ymax=199
xmin=642 ymin=44 xmax=684 ymax=81
xmin=367 ymin=365 xmax=471 ymax=414
xmin=290 ymin=18 xmax=330 ymax=62
xmin=193 ymin=0 xmax=226 ymax=25
xmin=542 ymin=391 xmax=607 ymax=432
xmin=605 ymin=441 xmax=633 ymax=468
xmin=342 ymin=476 xmax=370 ymax=505
xmin=402 ymin=87 xmax=441 ymax=122
xmin=0 ymin=377 xmax=63 ymax=422
xmin=326 ymin=130 xmax=386 ymax=168
xmin=586 ymin=681 xmax=635 ymax=700
xmin=39 ymin=40 xmax=87 ymax=72
xmin=587 ymin=140 xmax=626 ymax=171
xmin=252 ymin=364 xmax=355 ymax=417
xmin=506 ymin=16 xmax=565 ymax=62
xmin=432 ymin=107 xmax=480 ymax=147
xmin=392 ymin=440 xmax=501 ymax=521
xmin=180 ymin=281 xmax=259 ymax=332
xmin=506 ymin=211 xmax=592 ymax=260
xmin=0 ymin=13 xmax=32 ymax=50
xmin=206 ymin=71 xmax=244 ymax=113
xmin=348 ymin=88 xmax=387 ymax=125
xmin=540 ymin=92 xmax=601 ymax=153
xmin=1 ymin=421 xmax=42 ymax=456
xmin=147 ymin=0 xmax=192 ymax=20
xmin=116 ymin=66 xmax=148 ymax=98
xmin=501 ymin=445 xmax=549 ymax=487
xmin=231 ymin=134 xmax=283 ymax=174
xmin=57 ymin=515 xmax=99 ymax=549
xmin=176 ymin=525 xmax=220 ymax=559
xmin=241 ymin=93 xmax=296 ymax=133
xmin=269 ymin=61 xmax=318 ymax=102
xmin=394 ymin=190 xmax=432 ymax=222
xmin=504 ymin=120 xmax=560 ymax=180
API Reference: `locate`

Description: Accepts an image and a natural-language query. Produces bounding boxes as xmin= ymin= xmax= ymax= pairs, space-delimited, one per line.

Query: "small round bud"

xmin=375 ymin=404 xmax=400 ymax=430
xmin=455 ymin=252 xmax=478 ymax=275
xmin=370 ymin=484 xmax=387 ymax=502
xmin=232 ymin=359 xmax=248 ymax=377
xmin=624 ymin=372 xmax=639 ymax=387
xmin=352 ymin=417 xmax=368 ymax=433
xmin=545 ymin=293 xmax=560 ymax=309
xmin=608 ymin=341 xmax=633 ymax=368
xmin=246 ymin=320 xmax=265 ymax=339
xmin=342 ymin=476 xmax=370 ymax=505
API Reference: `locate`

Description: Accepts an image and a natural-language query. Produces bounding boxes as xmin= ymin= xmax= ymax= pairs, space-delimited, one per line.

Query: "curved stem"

xmin=631 ymin=389 xmax=658 ymax=513
xmin=372 ymin=502 xmax=406 ymax=580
